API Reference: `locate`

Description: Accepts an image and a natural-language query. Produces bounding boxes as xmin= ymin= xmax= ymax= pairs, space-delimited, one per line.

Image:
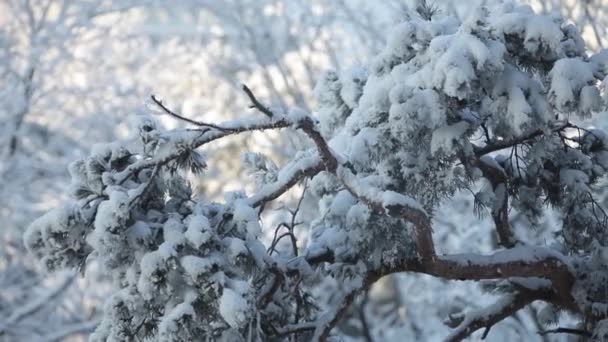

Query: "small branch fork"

xmin=242 ymin=84 xmax=337 ymax=172
xmin=145 ymin=87 xmax=578 ymax=342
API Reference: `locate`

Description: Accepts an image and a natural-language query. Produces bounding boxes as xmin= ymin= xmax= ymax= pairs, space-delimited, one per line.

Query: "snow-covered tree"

xmin=25 ymin=1 xmax=608 ymax=341
xmin=1 ymin=2 xmax=402 ymax=340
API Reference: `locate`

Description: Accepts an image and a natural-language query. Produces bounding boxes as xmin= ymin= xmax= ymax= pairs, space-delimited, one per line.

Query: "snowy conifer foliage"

xmin=24 ymin=2 xmax=608 ymax=341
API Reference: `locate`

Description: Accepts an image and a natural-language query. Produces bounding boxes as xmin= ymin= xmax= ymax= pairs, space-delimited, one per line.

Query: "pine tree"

xmin=26 ymin=2 xmax=608 ymax=340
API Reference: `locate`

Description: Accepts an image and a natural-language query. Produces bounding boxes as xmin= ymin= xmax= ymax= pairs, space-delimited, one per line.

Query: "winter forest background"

xmin=3 ymin=0 xmax=608 ymax=341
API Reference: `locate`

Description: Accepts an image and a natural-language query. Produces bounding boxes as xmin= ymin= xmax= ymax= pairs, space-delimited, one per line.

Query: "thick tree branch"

xmin=373 ymin=247 xmax=575 ymax=307
xmin=290 ymin=245 xmax=576 ymax=341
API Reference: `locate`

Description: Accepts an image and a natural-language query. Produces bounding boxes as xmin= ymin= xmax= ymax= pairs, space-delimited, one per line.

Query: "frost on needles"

xmin=24 ymin=2 xmax=608 ymax=341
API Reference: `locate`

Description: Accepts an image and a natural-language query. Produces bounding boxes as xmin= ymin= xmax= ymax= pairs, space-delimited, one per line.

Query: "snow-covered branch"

xmin=23 ymin=2 xmax=608 ymax=341
xmin=445 ymin=291 xmax=540 ymax=342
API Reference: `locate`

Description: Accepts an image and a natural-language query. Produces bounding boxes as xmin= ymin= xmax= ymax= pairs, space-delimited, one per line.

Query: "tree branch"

xmin=473 ymin=123 xmax=570 ymax=157
xmin=247 ymin=157 xmax=324 ymax=208
xmin=242 ymin=84 xmax=274 ymax=118
xmin=445 ymin=291 xmax=540 ymax=342
xmin=242 ymin=84 xmax=338 ymax=172
xmin=337 ymin=167 xmax=435 ymax=259
xmin=381 ymin=247 xmax=574 ymax=304
xmin=312 ymin=285 xmax=361 ymax=342
xmin=295 ymin=117 xmax=338 ymax=172
xmin=472 ymin=156 xmax=517 ymax=248
xmin=150 ymin=95 xmax=234 ymax=132
xmin=115 ymin=116 xmax=292 ymax=183
xmin=290 ymin=245 xmax=576 ymax=341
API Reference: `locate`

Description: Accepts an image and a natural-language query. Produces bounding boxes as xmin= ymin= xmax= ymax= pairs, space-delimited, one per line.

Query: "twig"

xmin=242 ymin=84 xmax=274 ymax=118
xmin=538 ymin=327 xmax=592 ymax=337
xmin=474 ymin=123 xmax=570 ymax=156
xmin=150 ymin=95 xmax=233 ymax=132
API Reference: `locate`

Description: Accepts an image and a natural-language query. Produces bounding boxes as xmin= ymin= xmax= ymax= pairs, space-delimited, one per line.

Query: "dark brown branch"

xmin=257 ymin=265 xmax=284 ymax=309
xmin=340 ymin=178 xmax=435 ymax=259
xmin=248 ymin=161 xmax=325 ymax=208
xmin=474 ymin=129 xmax=545 ymax=156
xmin=472 ymin=156 xmax=517 ymax=248
xmin=281 ymin=236 xmax=575 ymax=341
xmin=538 ymin=327 xmax=592 ymax=337
xmin=242 ymin=84 xmax=274 ymax=118
xmin=289 ymin=181 xmax=307 ymax=256
xmin=150 ymin=95 xmax=233 ymax=131
xmin=380 ymin=251 xmax=575 ymax=306
xmin=294 ymin=246 xmax=575 ymax=338
xmin=296 ymin=117 xmax=338 ymax=172
xmin=473 ymin=123 xmax=571 ymax=157
xmin=299 ymin=243 xmax=573 ymax=341
xmin=390 ymin=202 xmax=435 ymax=259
